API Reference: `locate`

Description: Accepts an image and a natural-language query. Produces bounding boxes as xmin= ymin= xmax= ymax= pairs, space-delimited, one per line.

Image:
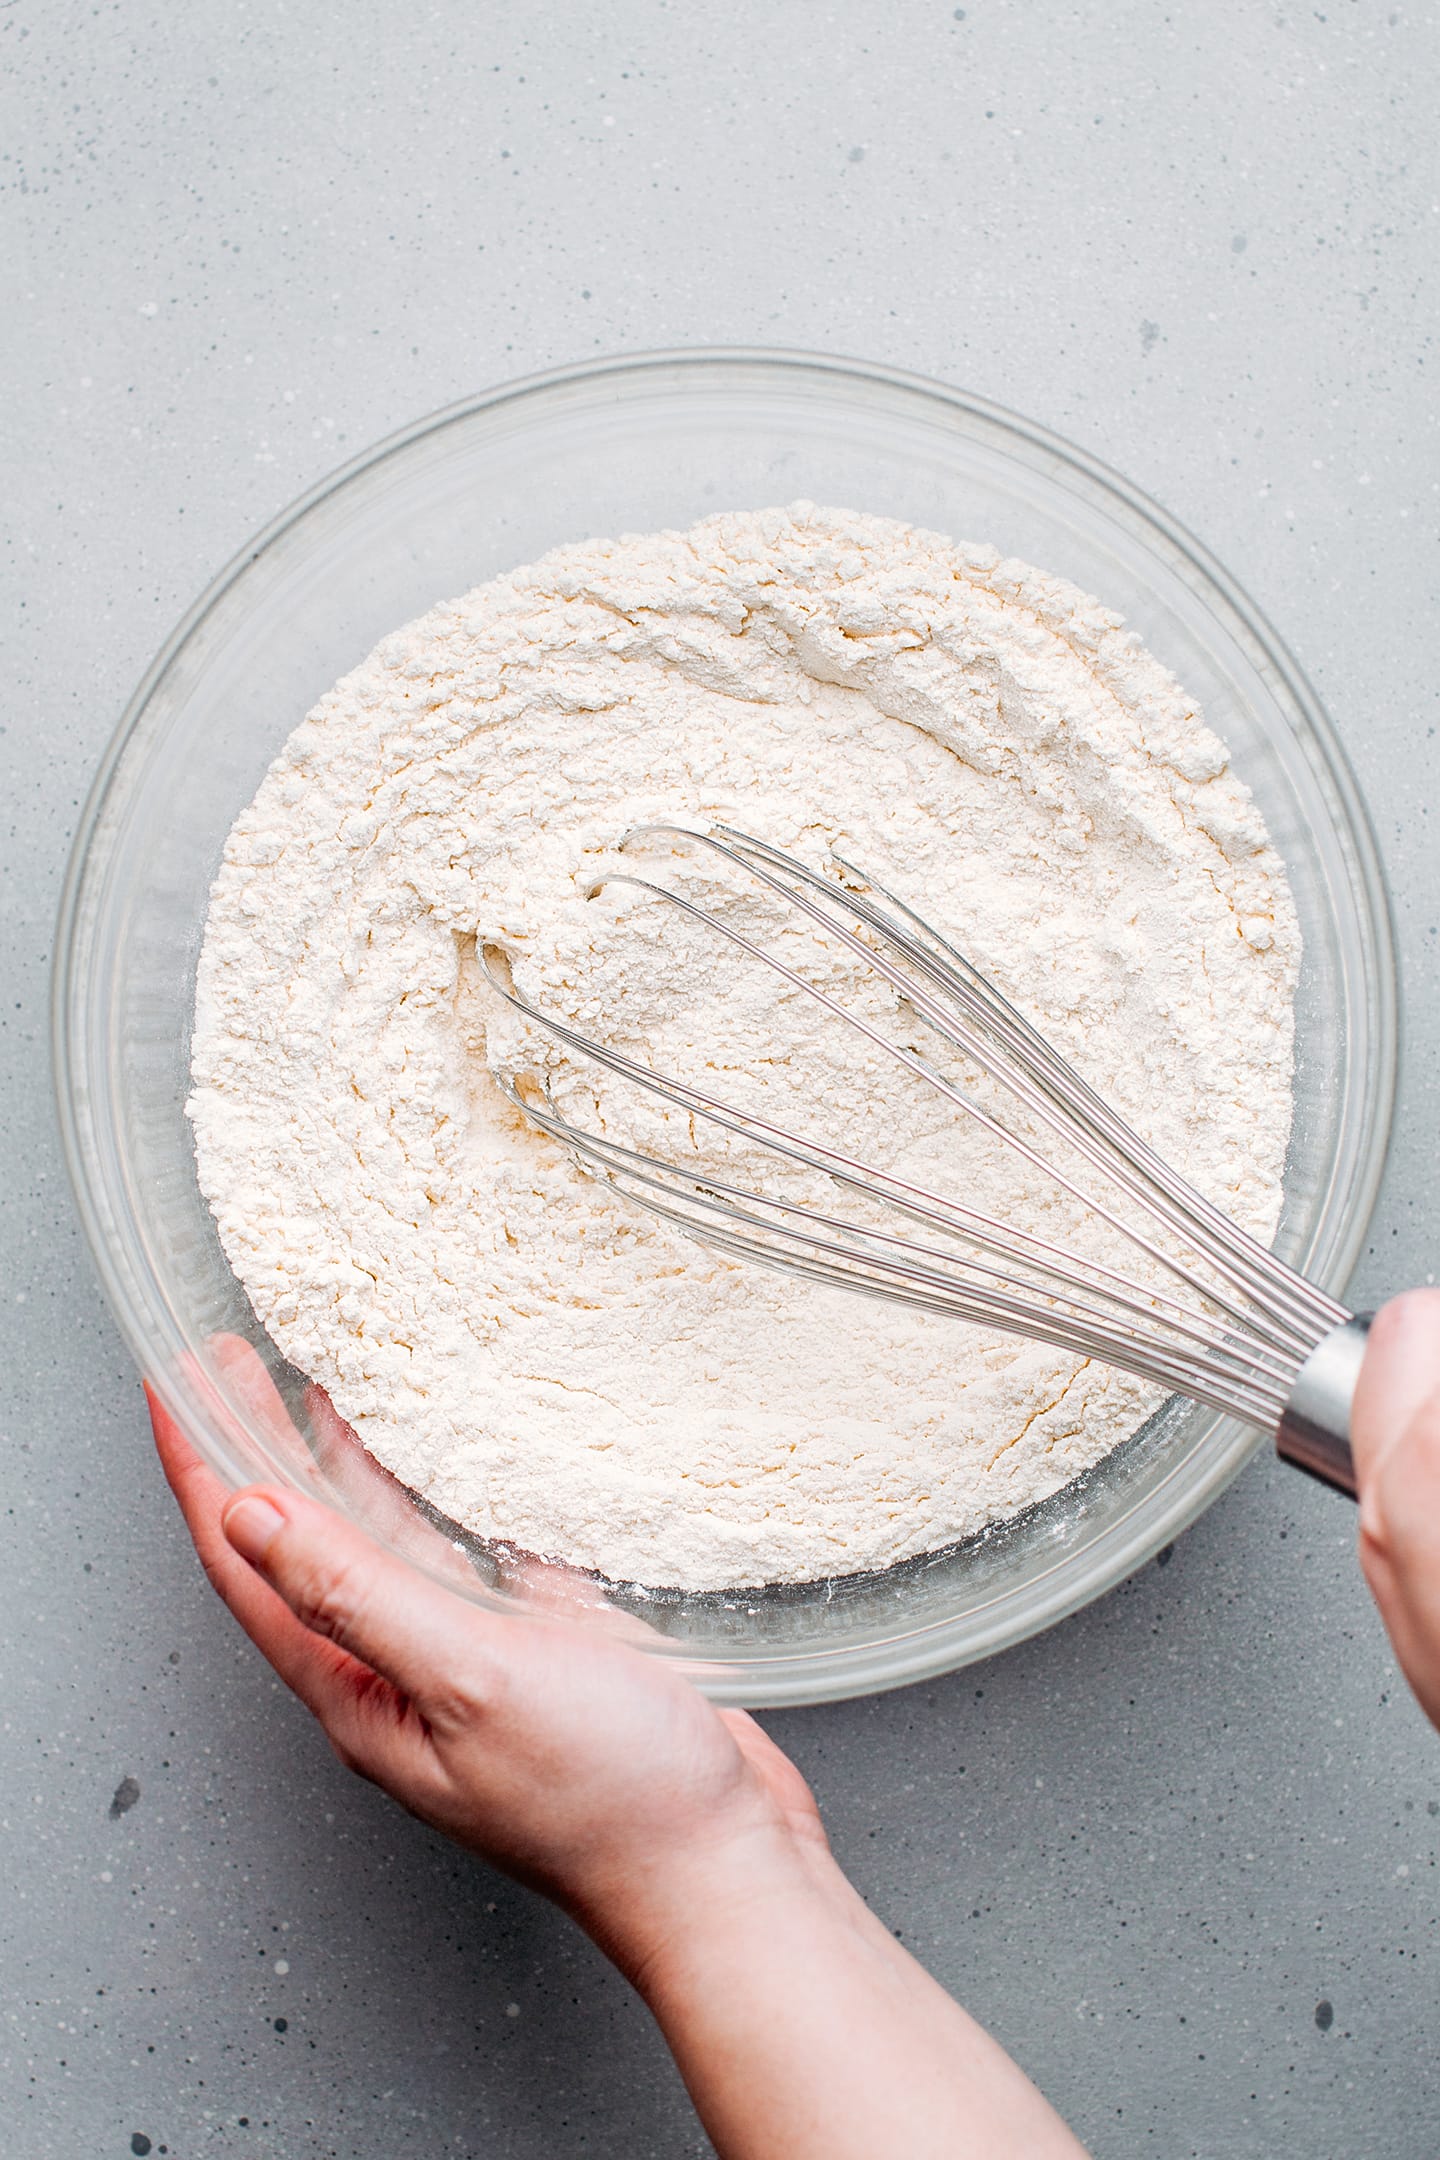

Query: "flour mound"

xmin=189 ymin=505 xmax=1297 ymax=1590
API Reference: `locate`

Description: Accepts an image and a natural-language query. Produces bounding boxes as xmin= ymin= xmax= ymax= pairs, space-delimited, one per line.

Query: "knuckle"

xmin=288 ymin=1546 xmax=371 ymax=1649
xmin=419 ymin=1674 xmax=487 ymax=1734
xmin=419 ymin=1636 xmax=501 ymax=1731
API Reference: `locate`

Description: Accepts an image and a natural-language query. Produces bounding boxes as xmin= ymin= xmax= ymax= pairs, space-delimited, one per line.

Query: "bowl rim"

xmin=51 ymin=344 xmax=1399 ymax=1704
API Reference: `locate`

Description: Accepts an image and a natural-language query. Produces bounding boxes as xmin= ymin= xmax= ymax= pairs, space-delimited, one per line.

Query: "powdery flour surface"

xmin=189 ymin=506 xmax=1298 ymax=1590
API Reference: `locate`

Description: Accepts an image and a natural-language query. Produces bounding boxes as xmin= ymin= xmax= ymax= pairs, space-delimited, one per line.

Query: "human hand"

xmin=149 ymin=1336 xmax=1088 ymax=2159
xmin=147 ymin=1335 xmax=824 ymax=1983
xmin=1350 ymin=1289 xmax=1440 ymax=1731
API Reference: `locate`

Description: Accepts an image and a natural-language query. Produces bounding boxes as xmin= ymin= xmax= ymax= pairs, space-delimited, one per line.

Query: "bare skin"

xmin=148 ymin=1292 xmax=1440 ymax=2158
xmin=149 ymin=1342 xmax=1085 ymax=2160
xmin=1350 ymin=1288 xmax=1440 ymax=1730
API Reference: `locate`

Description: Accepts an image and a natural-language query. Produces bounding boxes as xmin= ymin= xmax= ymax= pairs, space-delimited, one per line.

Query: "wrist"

xmin=575 ymin=1810 xmax=852 ymax=2004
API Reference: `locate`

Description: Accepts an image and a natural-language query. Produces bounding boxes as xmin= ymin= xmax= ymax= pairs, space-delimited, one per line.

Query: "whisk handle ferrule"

xmin=1275 ymin=1313 xmax=1372 ymax=1498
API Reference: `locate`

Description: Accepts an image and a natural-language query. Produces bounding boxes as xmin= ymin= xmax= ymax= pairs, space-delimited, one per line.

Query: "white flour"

xmin=189 ymin=505 xmax=1298 ymax=1590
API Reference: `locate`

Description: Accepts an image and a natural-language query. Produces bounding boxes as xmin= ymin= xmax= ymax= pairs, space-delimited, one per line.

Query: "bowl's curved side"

xmin=52 ymin=350 xmax=1398 ymax=1707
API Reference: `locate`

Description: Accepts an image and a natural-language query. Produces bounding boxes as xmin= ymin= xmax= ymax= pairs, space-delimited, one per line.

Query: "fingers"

xmin=220 ymin=1481 xmax=495 ymax=1722
xmin=1348 ymin=1292 xmax=1440 ymax=1731
xmin=303 ymin=1384 xmax=482 ymax=1592
xmin=1349 ymin=1290 xmax=1440 ymax=1486
xmin=1359 ymin=1438 xmax=1440 ymax=1734
xmin=150 ymin=1345 xmax=489 ymax=1716
xmin=147 ymin=1381 xmax=378 ymax=1721
xmin=211 ymin=1333 xmax=324 ymax=1483
xmin=494 ymin=1549 xmax=669 ymax=1645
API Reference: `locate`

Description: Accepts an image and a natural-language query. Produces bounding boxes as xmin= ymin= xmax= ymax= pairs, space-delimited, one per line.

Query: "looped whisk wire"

xmin=481 ymin=824 xmax=1349 ymax=1436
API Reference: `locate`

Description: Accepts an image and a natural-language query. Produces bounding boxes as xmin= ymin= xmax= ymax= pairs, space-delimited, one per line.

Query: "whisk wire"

xmin=663 ymin=825 xmax=1341 ymax=1351
xmin=482 ymin=823 xmax=1344 ymax=1434
xmin=491 ymin=1071 xmax=1294 ymax=1425
xmin=830 ymin=848 xmax=1341 ymax=1344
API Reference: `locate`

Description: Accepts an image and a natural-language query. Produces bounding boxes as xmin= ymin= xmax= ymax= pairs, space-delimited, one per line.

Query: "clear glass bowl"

xmin=53 ymin=350 xmax=1397 ymax=1706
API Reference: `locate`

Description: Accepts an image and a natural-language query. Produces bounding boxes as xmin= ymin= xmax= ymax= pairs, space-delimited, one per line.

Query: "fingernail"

xmin=223 ymin=1493 xmax=286 ymax=1565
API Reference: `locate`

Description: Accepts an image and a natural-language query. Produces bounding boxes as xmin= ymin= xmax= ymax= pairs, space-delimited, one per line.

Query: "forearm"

xmin=158 ymin=1389 xmax=1085 ymax=2155
xmin=611 ymin=1835 xmax=1088 ymax=2160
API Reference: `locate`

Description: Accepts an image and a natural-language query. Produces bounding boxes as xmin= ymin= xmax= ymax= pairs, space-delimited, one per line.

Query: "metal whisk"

xmin=482 ymin=824 xmax=1371 ymax=1497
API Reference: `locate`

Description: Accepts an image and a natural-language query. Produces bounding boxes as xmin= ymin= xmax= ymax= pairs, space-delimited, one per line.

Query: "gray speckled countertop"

xmin=3 ymin=4 xmax=1438 ymax=2154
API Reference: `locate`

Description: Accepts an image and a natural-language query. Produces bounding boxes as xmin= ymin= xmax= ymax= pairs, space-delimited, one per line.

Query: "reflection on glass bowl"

xmin=53 ymin=351 xmax=1396 ymax=1706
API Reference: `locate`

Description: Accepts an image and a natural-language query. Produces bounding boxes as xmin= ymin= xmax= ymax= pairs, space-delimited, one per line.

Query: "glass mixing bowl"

xmin=53 ymin=350 xmax=1397 ymax=1706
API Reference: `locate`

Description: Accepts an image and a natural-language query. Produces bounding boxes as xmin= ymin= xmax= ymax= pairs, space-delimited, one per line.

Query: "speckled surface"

xmin=3 ymin=3 xmax=1438 ymax=2153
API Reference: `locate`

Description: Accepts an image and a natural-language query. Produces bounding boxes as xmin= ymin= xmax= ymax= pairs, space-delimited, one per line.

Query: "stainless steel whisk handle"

xmin=488 ymin=822 xmax=1385 ymax=1508
xmin=1275 ymin=1313 xmax=1373 ymax=1498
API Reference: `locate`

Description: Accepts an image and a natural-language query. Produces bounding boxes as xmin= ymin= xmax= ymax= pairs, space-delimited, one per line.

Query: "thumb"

xmin=1350 ymin=1289 xmax=1440 ymax=1493
xmin=222 ymin=1485 xmax=494 ymax=1718
xmin=1347 ymin=1291 xmax=1440 ymax=1731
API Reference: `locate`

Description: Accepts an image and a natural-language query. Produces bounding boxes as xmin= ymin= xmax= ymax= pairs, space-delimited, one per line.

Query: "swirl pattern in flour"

xmin=189 ymin=504 xmax=1297 ymax=1590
